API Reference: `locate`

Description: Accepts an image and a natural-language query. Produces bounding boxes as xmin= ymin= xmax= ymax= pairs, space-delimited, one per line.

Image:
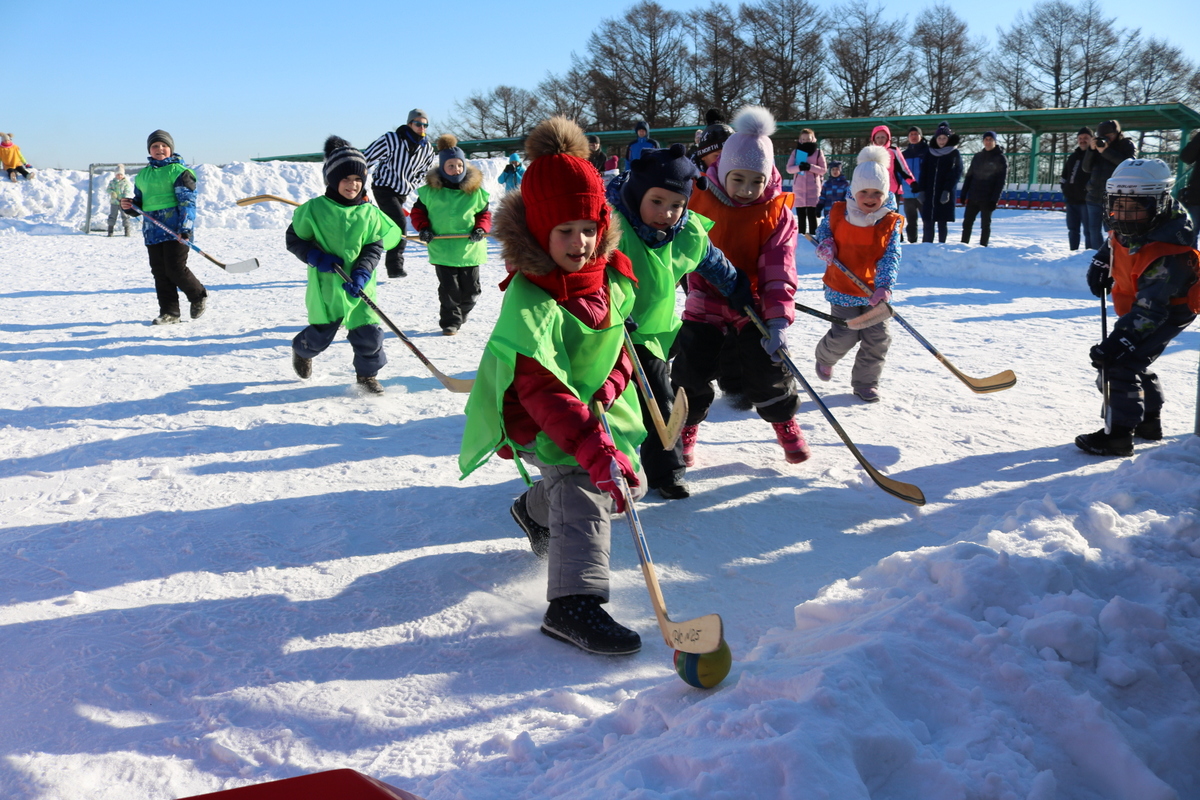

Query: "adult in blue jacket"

xmin=623 ymin=121 xmax=660 ymax=169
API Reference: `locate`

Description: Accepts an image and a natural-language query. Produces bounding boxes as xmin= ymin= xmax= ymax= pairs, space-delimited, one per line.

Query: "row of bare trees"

xmin=447 ymin=0 xmax=1199 ymax=148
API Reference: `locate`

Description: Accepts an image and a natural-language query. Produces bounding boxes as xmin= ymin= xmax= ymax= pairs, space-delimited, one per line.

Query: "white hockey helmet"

xmin=1105 ymin=158 xmax=1174 ymax=236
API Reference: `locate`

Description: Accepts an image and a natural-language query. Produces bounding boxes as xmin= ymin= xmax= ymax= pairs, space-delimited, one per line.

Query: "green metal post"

xmin=1028 ymin=131 xmax=1042 ymax=185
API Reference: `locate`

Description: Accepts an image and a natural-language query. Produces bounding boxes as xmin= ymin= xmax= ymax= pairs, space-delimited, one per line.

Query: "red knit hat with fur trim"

xmin=521 ymin=117 xmax=609 ymax=251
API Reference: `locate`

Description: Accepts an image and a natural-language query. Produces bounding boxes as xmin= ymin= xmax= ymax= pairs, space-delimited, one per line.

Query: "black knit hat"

xmin=1077 ymin=126 xmax=1094 ymax=136
xmin=1097 ymin=119 xmax=1120 ymax=137
xmin=908 ymin=126 xmax=922 ymax=136
xmin=322 ymin=135 xmax=368 ymax=186
xmin=147 ymin=129 xmax=174 ymax=152
xmin=622 ymin=143 xmax=707 ymax=211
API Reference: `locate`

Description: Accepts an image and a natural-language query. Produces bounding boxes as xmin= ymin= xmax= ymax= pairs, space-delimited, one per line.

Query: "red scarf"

xmin=501 ymin=250 xmax=636 ymax=302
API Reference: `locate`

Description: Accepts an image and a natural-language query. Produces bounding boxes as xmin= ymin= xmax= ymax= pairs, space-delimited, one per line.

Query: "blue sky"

xmin=16 ymin=0 xmax=1200 ymax=169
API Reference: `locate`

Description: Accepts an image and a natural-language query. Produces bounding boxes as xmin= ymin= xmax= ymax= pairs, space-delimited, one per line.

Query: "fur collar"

xmin=492 ymin=190 xmax=623 ymax=277
xmin=424 ymin=163 xmax=483 ymax=193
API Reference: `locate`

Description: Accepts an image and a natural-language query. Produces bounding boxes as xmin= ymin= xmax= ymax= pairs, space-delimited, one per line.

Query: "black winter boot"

xmin=292 ymin=351 xmax=312 ymax=379
xmin=356 ymin=375 xmax=385 ymax=394
xmin=541 ymin=595 xmax=641 ymax=655
xmin=510 ymin=492 xmax=549 ymax=557
xmin=1075 ymin=425 xmax=1134 ymax=457
xmin=1134 ymin=414 xmax=1162 ymax=441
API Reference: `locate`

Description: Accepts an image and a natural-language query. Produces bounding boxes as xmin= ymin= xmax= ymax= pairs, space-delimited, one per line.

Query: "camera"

xmin=1096 ymin=138 xmax=1107 ymax=148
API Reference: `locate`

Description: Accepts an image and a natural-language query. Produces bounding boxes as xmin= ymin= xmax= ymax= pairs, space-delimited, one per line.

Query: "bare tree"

xmin=537 ymin=57 xmax=595 ymax=129
xmin=446 ymin=86 xmax=541 ymax=141
xmin=991 ymin=18 xmax=1043 ymax=110
xmin=1116 ymin=37 xmax=1200 ymax=152
xmin=448 ymin=91 xmax=494 ymax=140
xmin=685 ymin=3 xmax=752 ymax=121
xmin=911 ymin=4 xmax=987 ymax=114
xmin=583 ymin=0 xmax=690 ymax=129
xmin=740 ymin=0 xmax=829 ymax=120
xmin=827 ymin=3 xmax=911 ymax=119
xmin=1072 ymin=0 xmax=1138 ymax=107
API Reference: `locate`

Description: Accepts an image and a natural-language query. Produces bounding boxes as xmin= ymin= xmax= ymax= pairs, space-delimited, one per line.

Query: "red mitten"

xmin=576 ymin=431 xmax=639 ymax=513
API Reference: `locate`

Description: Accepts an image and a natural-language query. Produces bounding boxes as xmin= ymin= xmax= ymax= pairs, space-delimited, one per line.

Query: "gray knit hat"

xmin=407 ymin=108 xmax=428 ymax=123
xmin=147 ymin=129 xmax=174 ymax=152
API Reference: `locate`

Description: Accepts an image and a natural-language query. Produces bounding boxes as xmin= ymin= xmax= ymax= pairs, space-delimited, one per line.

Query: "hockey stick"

xmin=795 ymin=301 xmax=891 ymax=330
xmin=130 ymin=204 xmax=260 ymax=273
xmin=746 ymin=307 xmax=926 ymax=506
xmin=594 ymin=402 xmax=724 ymax=654
xmin=329 ymin=264 xmax=474 ymax=393
xmin=623 ymin=324 xmax=688 ymax=449
xmin=235 ymin=194 xmax=300 ymax=207
xmin=805 ymin=235 xmax=1015 ymax=393
xmin=1100 ymin=275 xmax=1111 ymax=427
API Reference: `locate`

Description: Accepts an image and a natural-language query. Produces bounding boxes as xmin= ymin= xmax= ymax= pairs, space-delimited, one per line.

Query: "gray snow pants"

xmin=814 ymin=304 xmax=892 ymax=392
xmin=521 ymin=453 xmax=645 ymax=602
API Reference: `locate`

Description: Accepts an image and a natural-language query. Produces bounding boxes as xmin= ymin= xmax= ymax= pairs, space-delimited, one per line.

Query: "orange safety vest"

xmin=823 ymin=202 xmax=904 ymax=297
xmin=1109 ymin=233 xmax=1200 ymax=316
xmin=688 ymin=189 xmax=793 ymax=294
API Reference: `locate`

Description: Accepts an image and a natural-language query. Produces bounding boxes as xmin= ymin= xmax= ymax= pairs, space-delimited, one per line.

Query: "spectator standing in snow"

xmin=960 ymin=132 xmax=1008 ymax=247
xmin=285 ymin=137 xmax=402 ymax=394
xmin=497 ymin=153 xmax=525 ymax=193
xmin=868 ymin=125 xmax=914 ymax=207
xmin=411 ymin=134 xmax=492 ymax=336
xmin=918 ymin=122 xmax=963 ymax=243
xmin=121 ymin=130 xmax=207 ymax=325
xmin=624 ymin=121 xmax=659 ymax=169
xmin=1082 ymin=119 xmax=1136 ymax=244
xmin=0 ymin=132 xmax=33 ymax=181
xmin=786 ymin=129 xmax=826 ymax=235
xmin=1179 ymin=129 xmax=1200 ymax=247
xmin=106 ymin=165 xmax=133 ymax=237
xmin=1062 ymin=128 xmax=1097 ymax=250
xmin=364 ymin=109 xmax=436 ymax=279
xmin=587 ymin=135 xmax=606 ymax=174
xmin=901 ymin=127 xmax=928 ymax=244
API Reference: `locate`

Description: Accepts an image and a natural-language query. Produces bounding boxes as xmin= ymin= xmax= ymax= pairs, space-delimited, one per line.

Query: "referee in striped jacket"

xmin=364 ymin=109 xmax=436 ymax=278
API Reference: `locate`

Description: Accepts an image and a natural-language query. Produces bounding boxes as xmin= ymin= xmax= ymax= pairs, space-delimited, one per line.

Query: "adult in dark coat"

xmin=960 ymin=131 xmax=1008 ymax=247
xmin=1180 ymin=129 xmax=1200 ymax=247
xmin=1081 ymin=119 xmax=1136 ymax=246
xmin=918 ymin=122 xmax=963 ymax=243
xmin=901 ymin=127 xmax=929 ymax=244
xmin=1061 ymin=127 xmax=1096 ymax=250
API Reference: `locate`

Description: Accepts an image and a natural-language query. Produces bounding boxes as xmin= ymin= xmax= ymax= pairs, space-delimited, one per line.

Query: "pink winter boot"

xmin=681 ymin=424 xmax=699 ymax=467
xmin=771 ymin=419 xmax=811 ymax=464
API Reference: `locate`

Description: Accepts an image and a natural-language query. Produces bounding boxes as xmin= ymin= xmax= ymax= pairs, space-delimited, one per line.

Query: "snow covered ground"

xmin=1 ymin=164 xmax=1198 ymax=800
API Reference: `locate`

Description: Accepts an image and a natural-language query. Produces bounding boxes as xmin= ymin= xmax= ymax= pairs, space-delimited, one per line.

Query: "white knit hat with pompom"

xmin=850 ymin=145 xmax=891 ymax=196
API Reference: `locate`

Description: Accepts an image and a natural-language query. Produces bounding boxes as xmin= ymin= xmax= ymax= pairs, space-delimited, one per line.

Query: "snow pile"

xmin=0 ymin=156 xmax=510 ymax=235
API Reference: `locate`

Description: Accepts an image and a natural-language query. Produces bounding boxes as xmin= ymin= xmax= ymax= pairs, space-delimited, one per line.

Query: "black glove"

xmin=1086 ymin=256 xmax=1113 ymax=298
xmin=797 ymin=162 xmax=812 ymax=172
xmin=418 ymin=228 xmax=435 ymax=243
xmin=180 ymin=230 xmax=191 ymax=241
xmin=1090 ymin=335 xmax=1137 ymax=370
xmin=725 ymin=270 xmax=755 ymax=314
xmin=468 ymin=227 xmax=486 ymax=242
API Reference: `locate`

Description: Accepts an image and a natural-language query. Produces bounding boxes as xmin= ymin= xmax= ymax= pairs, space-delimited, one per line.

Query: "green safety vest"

xmin=135 ymin=162 xmax=193 ymax=212
xmin=459 ymin=268 xmax=646 ymax=483
xmin=621 ymin=211 xmax=714 ymax=360
xmin=415 ymin=184 xmax=490 ymax=266
xmin=290 ymin=197 xmax=402 ymax=328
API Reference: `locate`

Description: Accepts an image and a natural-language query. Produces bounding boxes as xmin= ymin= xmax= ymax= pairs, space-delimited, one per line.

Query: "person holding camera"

xmin=1081 ymin=119 xmax=1136 ymax=247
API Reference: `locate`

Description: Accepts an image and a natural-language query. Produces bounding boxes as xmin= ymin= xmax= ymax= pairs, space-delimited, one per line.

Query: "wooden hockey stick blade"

xmin=794 ymin=301 xmax=892 ymax=330
xmin=330 ymin=265 xmax=474 ymax=393
xmin=662 ymin=387 xmax=688 ymax=449
xmin=595 ymin=405 xmax=725 ymax=654
xmin=747 ymin=308 xmax=925 ymax=506
xmin=622 ymin=330 xmax=677 ymax=448
xmin=235 ymin=194 xmax=300 ymax=207
xmin=889 ymin=311 xmax=1017 ymax=393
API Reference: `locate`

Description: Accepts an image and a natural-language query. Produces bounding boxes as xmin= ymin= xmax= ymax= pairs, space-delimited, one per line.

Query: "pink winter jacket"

xmin=684 ymin=164 xmax=798 ymax=328
xmin=786 ymin=147 xmax=826 ymax=207
xmin=869 ymin=125 xmax=915 ymax=197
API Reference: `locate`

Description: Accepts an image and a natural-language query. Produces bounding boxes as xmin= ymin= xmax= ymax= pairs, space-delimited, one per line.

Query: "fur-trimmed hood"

xmin=492 ymin=189 xmax=623 ymax=278
xmin=424 ymin=162 xmax=483 ymax=193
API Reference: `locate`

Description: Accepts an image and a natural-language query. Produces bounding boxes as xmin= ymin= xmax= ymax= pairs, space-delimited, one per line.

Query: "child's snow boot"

xmin=656 ymin=481 xmax=691 ymax=500
xmin=357 ymin=375 xmax=385 ymax=394
xmin=1134 ymin=414 xmax=1162 ymax=441
xmin=152 ymin=313 xmax=181 ymax=325
xmin=681 ymin=424 xmax=699 ymax=467
xmin=853 ymin=386 xmax=880 ymax=403
xmin=190 ymin=297 xmax=206 ymax=320
xmin=510 ymin=492 xmax=549 ymax=558
xmin=541 ymin=594 xmax=641 ymax=655
xmin=816 ymin=361 xmax=833 ymax=381
xmin=1074 ymin=425 xmax=1134 ymax=457
xmin=293 ymin=352 xmax=312 ymax=379
xmin=771 ymin=419 xmax=811 ymax=464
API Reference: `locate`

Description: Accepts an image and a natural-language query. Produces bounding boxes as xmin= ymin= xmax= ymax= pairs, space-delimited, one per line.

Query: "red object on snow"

xmin=179 ymin=768 xmax=426 ymax=800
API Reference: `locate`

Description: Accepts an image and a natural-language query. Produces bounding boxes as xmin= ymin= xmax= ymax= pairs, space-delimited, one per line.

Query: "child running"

xmin=606 ymin=144 xmax=751 ymax=500
xmin=285 ymin=136 xmax=402 ymax=394
xmin=458 ymin=117 xmax=646 ymax=656
xmin=411 ymin=134 xmax=491 ymax=335
xmin=674 ymin=106 xmax=807 ymax=465
xmin=120 ymin=130 xmax=206 ymax=325
xmin=812 ymin=146 xmax=904 ymax=404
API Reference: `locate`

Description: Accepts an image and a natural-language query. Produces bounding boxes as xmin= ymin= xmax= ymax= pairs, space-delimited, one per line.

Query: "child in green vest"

xmin=459 ymin=117 xmax=646 ymax=656
xmin=605 ymin=144 xmax=751 ymax=500
xmin=285 ymin=136 xmax=402 ymax=394
xmin=120 ymin=130 xmax=207 ymax=325
xmin=411 ymin=134 xmax=491 ymax=336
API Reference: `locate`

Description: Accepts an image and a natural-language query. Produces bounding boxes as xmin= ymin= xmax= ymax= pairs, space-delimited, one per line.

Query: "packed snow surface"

xmin=1 ymin=163 xmax=1198 ymax=800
